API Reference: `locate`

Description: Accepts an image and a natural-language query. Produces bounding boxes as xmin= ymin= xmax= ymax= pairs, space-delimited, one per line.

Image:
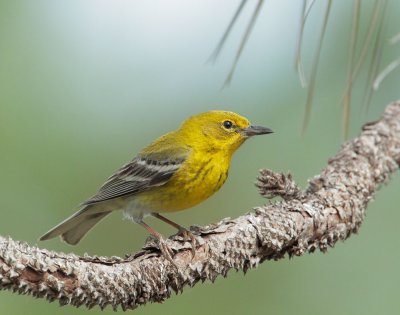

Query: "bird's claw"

xmin=155 ymin=237 xmax=177 ymax=266
xmin=178 ymin=228 xmax=199 ymax=258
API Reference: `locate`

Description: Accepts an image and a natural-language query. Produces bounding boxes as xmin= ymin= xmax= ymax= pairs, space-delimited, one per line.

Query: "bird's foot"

xmin=156 ymin=237 xmax=177 ymax=266
xmin=144 ymin=234 xmax=177 ymax=267
xmin=178 ymin=228 xmax=199 ymax=258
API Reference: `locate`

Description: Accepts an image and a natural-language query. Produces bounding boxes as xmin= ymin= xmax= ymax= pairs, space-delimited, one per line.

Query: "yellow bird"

xmin=40 ymin=111 xmax=272 ymax=253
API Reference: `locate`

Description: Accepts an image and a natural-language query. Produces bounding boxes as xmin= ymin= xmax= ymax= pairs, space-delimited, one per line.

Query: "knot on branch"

xmin=256 ymin=169 xmax=303 ymax=200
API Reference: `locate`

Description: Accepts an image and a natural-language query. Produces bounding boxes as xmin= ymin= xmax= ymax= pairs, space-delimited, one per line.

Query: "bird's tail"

xmin=39 ymin=205 xmax=112 ymax=245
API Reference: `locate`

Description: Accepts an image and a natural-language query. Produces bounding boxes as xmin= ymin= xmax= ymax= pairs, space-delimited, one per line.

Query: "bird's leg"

xmin=137 ymin=220 xmax=175 ymax=264
xmin=151 ymin=213 xmax=198 ymax=257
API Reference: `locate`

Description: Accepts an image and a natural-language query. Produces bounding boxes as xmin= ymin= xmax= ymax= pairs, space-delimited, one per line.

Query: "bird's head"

xmin=178 ymin=110 xmax=273 ymax=154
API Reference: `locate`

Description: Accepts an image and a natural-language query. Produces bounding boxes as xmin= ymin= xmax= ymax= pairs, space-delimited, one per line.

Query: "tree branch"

xmin=1 ymin=101 xmax=399 ymax=311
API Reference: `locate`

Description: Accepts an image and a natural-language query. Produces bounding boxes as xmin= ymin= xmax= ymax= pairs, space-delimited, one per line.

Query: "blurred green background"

xmin=1 ymin=1 xmax=400 ymax=314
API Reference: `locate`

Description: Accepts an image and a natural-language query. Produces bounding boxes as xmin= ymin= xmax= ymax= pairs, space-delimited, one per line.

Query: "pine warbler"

xmin=40 ymin=111 xmax=272 ymax=254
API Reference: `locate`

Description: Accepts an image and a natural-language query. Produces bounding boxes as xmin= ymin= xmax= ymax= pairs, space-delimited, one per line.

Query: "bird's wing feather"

xmin=82 ymin=152 xmax=188 ymax=206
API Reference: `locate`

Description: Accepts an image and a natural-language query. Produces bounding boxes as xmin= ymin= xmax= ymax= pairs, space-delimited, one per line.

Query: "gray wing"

xmin=82 ymin=155 xmax=186 ymax=206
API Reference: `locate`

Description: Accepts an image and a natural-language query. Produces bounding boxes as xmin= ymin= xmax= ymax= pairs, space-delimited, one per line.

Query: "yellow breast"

xmin=133 ymin=152 xmax=230 ymax=213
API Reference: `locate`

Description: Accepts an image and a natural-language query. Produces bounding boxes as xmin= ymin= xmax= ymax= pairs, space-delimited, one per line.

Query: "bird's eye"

xmin=223 ymin=120 xmax=233 ymax=129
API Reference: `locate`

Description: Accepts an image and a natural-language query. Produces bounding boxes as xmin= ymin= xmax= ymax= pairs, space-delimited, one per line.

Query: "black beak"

xmin=239 ymin=125 xmax=273 ymax=137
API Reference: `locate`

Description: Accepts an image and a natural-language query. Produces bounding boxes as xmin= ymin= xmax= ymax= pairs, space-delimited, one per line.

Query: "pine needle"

xmin=223 ymin=0 xmax=265 ymax=87
xmin=294 ymin=0 xmax=317 ymax=88
xmin=373 ymin=17 xmax=400 ymax=91
xmin=294 ymin=0 xmax=309 ymax=88
xmin=389 ymin=31 xmax=400 ymax=45
xmin=208 ymin=0 xmax=248 ymax=63
xmin=350 ymin=0 xmax=381 ymax=84
xmin=342 ymin=0 xmax=360 ymax=139
xmin=363 ymin=0 xmax=387 ymax=110
xmin=302 ymin=0 xmax=332 ymax=133
xmin=373 ymin=57 xmax=400 ymax=90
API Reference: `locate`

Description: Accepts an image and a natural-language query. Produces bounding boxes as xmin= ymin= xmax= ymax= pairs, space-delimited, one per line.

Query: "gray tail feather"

xmin=60 ymin=211 xmax=111 ymax=245
xmin=40 ymin=206 xmax=111 ymax=245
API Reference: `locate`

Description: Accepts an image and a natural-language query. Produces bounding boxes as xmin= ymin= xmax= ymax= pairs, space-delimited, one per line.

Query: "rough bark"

xmin=1 ymin=101 xmax=399 ymax=311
